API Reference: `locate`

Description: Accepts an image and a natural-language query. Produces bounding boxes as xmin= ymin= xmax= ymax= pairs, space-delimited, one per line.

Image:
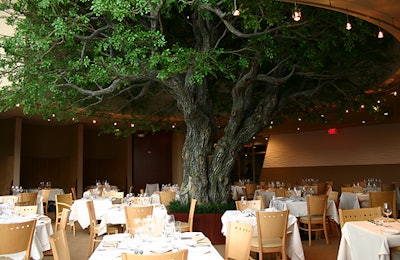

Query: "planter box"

xmin=172 ymin=212 xmax=225 ymax=245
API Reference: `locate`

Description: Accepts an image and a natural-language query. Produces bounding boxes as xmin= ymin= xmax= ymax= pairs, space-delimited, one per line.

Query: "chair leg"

xmin=308 ymin=226 xmax=312 ymax=247
xmin=87 ymin=234 xmax=95 ymax=258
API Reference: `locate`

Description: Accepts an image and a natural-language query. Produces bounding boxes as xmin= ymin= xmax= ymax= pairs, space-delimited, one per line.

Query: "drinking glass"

xmin=382 ymin=203 xmax=392 ymax=222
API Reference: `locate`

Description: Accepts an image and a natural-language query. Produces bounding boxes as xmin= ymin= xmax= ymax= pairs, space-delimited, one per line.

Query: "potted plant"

xmin=167 ymin=200 xmax=236 ymax=244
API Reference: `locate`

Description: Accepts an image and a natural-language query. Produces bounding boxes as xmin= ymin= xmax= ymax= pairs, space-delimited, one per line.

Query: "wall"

xmin=261 ymin=123 xmax=400 ymax=190
xmin=0 ymin=119 xmax=15 ymax=194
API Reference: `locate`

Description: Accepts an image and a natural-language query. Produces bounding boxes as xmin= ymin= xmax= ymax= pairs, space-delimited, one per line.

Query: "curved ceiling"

xmin=282 ymin=0 xmax=400 ymax=41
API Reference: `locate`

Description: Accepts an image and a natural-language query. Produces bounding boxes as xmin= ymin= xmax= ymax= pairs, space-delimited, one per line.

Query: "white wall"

xmin=264 ymin=123 xmax=400 ymax=167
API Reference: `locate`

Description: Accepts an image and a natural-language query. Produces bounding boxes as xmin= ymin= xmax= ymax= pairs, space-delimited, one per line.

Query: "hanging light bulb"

xmin=378 ymin=28 xmax=384 ymax=38
xmin=292 ymin=1 xmax=301 ymax=22
xmin=377 ymin=21 xmax=384 ymax=38
xmin=232 ymin=0 xmax=240 ymax=16
xmin=346 ymin=11 xmax=352 ymax=30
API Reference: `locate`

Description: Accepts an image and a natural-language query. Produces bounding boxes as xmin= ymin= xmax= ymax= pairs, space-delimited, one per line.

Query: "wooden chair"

xmin=338 ymin=207 xmax=382 ymax=228
xmin=20 ymin=192 xmax=38 ymax=206
xmin=87 ymin=200 xmax=119 ymax=257
xmin=124 ymin=205 xmax=154 ymax=234
xmin=225 ymin=221 xmax=254 ymax=260
xmin=327 ymin=190 xmax=339 ymax=209
xmin=235 ymin=200 xmax=262 ymax=211
xmin=128 ymin=185 xmax=134 ymax=194
xmin=317 ymin=182 xmax=328 ymax=195
xmin=180 ymin=199 xmax=197 ymax=232
xmin=121 ymin=249 xmax=188 ymax=260
xmin=299 ymin=195 xmax=329 ymax=246
xmin=275 ymin=188 xmax=290 ymax=198
xmin=341 ymin=187 xmax=355 ymax=193
xmin=58 ymin=208 xmax=71 ymax=231
xmin=15 ymin=205 xmax=38 ymax=216
xmin=106 ymin=191 xmax=124 ymax=199
xmin=245 ymin=183 xmax=257 ymax=199
xmin=369 ymin=190 xmax=397 ymax=219
xmin=71 ymin=187 xmax=77 ymax=200
xmin=250 ymin=210 xmax=289 ymax=260
xmin=55 ymin=193 xmax=75 ymax=236
xmin=41 ymin=189 xmax=51 ymax=215
xmin=256 ymin=195 xmax=266 ymax=209
xmin=50 ymin=229 xmax=71 ymax=260
xmin=159 ymin=191 xmax=176 ymax=207
xmin=132 ymin=196 xmax=152 ymax=205
xmin=0 ymin=219 xmax=36 ymax=260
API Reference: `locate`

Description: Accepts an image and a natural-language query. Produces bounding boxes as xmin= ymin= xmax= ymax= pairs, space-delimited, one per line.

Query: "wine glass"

xmin=382 ymin=202 xmax=392 ymax=222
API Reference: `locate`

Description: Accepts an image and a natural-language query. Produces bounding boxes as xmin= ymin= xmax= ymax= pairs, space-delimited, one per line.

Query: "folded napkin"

xmin=192 ymin=235 xmax=211 ymax=245
xmin=102 ymin=241 xmax=118 ymax=248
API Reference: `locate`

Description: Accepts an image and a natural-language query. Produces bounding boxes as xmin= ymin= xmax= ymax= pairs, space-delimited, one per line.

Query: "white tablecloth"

xmin=88 ymin=232 xmax=223 ymax=260
xmin=337 ymin=221 xmax=400 ymax=260
xmin=231 ymin=186 xmax=244 ymax=200
xmin=221 ymin=209 xmax=305 ymax=260
xmin=270 ymin=197 xmax=340 ymax=224
xmin=0 ymin=214 xmax=53 ymax=260
xmin=254 ymin=190 xmax=275 ymax=208
xmin=339 ymin=192 xmax=370 ymax=209
xmin=70 ymin=198 xmax=113 ymax=229
xmin=98 ymin=204 xmax=168 ymax=235
xmin=28 ymin=188 xmax=65 ymax=201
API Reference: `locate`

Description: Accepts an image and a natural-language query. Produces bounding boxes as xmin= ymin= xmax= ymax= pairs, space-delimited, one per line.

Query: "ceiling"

xmin=2 ymin=0 xmax=400 ymax=137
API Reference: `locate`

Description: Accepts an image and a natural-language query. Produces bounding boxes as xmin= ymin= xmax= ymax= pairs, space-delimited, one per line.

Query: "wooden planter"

xmin=172 ymin=212 xmax=225 ymax=245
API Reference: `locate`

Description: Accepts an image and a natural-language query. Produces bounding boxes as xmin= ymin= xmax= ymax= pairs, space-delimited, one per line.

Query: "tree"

xmin=0 ymin=0 xmax=396 ymax=204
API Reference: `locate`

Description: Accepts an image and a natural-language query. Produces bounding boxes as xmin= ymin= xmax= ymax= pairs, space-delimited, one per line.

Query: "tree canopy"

xmin=0 ymin=0 xmax=397 ymax=203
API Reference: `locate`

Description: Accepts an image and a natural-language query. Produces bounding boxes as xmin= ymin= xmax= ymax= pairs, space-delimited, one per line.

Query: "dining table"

xmin=69 ymin=197 xmax=114 ymax=229
xmin=338 ymin=192 xmax=370 ymax=209
xmin=27 ymin=188 xmax=65 ymax=201
xmin=0 ymin=213 xmax=53 ymax=260
xmin=0 ymin=194 xmax=44 ymax=215
xmin=270 ymin=197 xmax=340 ymax=224
xmin=337 ymin=220 xmax=400 ymax=260
xmin=88 ymin=232 xmax=223 ymax=260
xmin=220 ymin=208 xmax=305 ymax=260
xmin=98 ymin=203 xmax=168 ymax=235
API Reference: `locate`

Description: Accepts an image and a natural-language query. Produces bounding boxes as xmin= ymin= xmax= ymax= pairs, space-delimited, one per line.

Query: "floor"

xmin=44 ymin=212 xmax=341 ymax=260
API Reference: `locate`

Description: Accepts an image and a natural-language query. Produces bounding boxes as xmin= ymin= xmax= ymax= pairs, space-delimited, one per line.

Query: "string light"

xmin=378 ymin=21 xmax=384 ymax=38
xmin=346 ymin=11 xmax=352 ymax=30
xmin=232 ymin=0 xmax=240 ymax=16
xmin=292 ymin=0 xmax=301 ymax=22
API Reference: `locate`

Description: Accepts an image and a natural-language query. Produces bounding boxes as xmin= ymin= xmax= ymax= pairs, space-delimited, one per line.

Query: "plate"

xmin=382 ymin=228 xmax=400 ymax=235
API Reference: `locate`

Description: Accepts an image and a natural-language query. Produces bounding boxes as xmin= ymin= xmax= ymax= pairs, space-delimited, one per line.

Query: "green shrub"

xmin=167 ymin=200 xmax=235 ymax=214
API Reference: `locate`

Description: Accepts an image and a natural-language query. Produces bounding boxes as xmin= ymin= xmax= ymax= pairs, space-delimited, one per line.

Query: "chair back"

xmin=317 ymin=182 xmax=328 ymax=195
xmin=339 ymin=207 xmax=382 ymax=228
xmin=71 ymin=187 xmax=77 ymax=200
xmin=369 ymin=190 xmax=397 ymax=219
xmin=59 ymin=208 xmax=71 ymax=231
xmin=245 ymin=183 xmax=257 ymax=199
xmin=235 ymin=200 xmax=262 ymax=211
xmin=225 ymin=221 xmax=253 ymax=260
xmin=144 ymin=183 xmax=159 ymax=196
xmin=257 ymin=210 xmax=289 ymax=240
xmin=124 ymin=205 xmax=154 ymax=234
xmin=86 ymin=200 xmax=97 ymax=228
xmin=106 ymin=191 xmax=125 ymax=199
xmin=0 ymin=195 xmax=19 ymax=203
xmin=159 ymin=191 xmax=176 ymax=207
xmin=275 ymin=188 xmax=290 ymax=198
xmin=15 ymin=205 xmax=38 ymax=216
xmin=132 ymin=196 xmax=152 ymax=205
xmin=327 ymin=190 xmax=339 ymax=208
xmin=187 ymin=199 xmax=197 ymax=232
xmin=0 ymin=219 xmax=36 ymax=260
xmin=121 ymin=249 xmax=188 ymax=260
xmin=41 ymin=189 xmax=51 ymax=203
xmin=307 ymin=195 xmax=327 ymax=216
xmin=256 ymin=195 xmax=266 ymax=209
xmin=341 ymin=187 xmax=355 ymax=193
xmin=50 ymin=229 xmax=71 ymax=260
xmin=55 ymin=193 xmax=73 ymax=216
xmin=20 ymin=192 xmax=38 ymax=206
